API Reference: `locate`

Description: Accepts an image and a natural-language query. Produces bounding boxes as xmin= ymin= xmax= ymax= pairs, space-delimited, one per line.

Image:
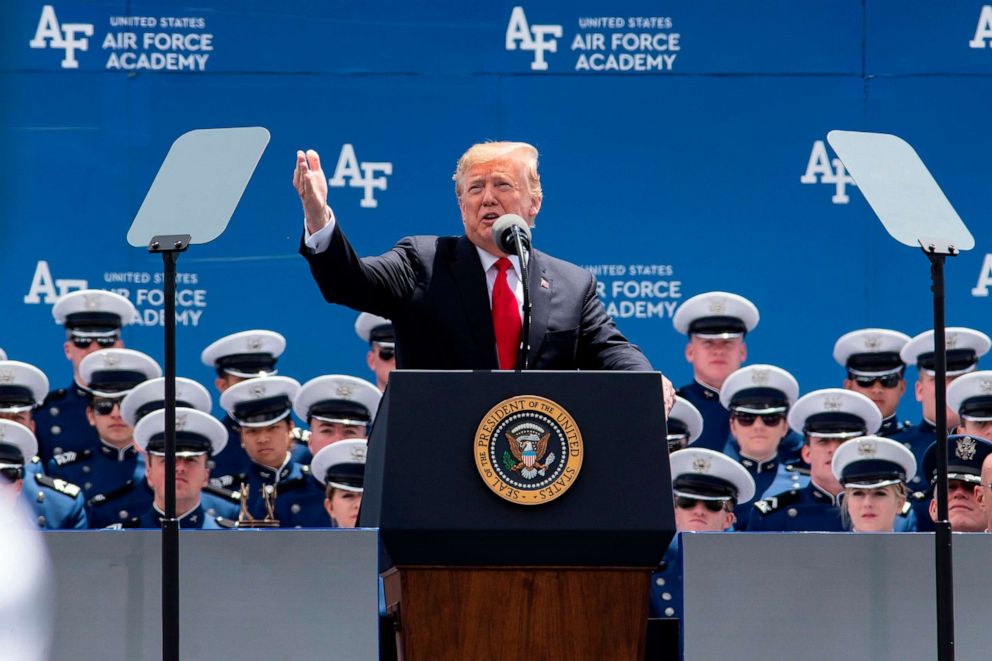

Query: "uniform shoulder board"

xmin=34 ymin=473 xmax=82 ymax=498
xmin=43 ymin=388 xmax=68 ymax=406
xmin=290 ymin=427 xmax=311 ymax=444
xmin=900 ymin=501 xmax=914 ymax=516
xmin=202 ymin=483 xmax=241 ymax=502
xmin=752 ymin=489 xmax=801 ymax=516
xmin=214 ymin=516 xmax=239 ymax=529
xmin=52 ymin=449 xmax=90 ymax=467
xmin=910 ymin=490 xmax=929 ymax=502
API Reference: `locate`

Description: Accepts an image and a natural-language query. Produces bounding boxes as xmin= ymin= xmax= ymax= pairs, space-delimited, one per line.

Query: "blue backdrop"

xmin=2 ymin=1 xmax=992 ymax=423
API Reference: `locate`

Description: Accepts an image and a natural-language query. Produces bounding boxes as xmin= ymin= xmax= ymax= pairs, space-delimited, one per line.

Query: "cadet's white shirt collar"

xmin=153 ymin=503 xmax=200 ymax=521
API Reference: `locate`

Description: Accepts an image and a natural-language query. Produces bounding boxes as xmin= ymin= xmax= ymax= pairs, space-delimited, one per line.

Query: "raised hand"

xmin=293 ymin=149 xmax=331 ymax=234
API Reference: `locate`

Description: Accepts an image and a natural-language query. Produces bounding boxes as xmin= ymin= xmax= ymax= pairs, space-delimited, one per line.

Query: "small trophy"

xmin=236 ymin=483 xmax=280 ymax=528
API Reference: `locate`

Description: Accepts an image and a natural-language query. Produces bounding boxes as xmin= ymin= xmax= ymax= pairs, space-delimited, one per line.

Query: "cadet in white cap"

xmin=947 ymin=370 xmax=992 ymax=440
xmin=672 ymin=291 xmax=759 ymax=452
xmin=834 ymin=328 xmax=912 ymax=437
xmin=0 ymin=361 xmax=87 ymax=530
xmin=119 ymin=377 xmax=212 ymax=428
xmin=650 ymin=448 xmax=755 ymax=619
xmin=0 ymin=419 xmax=39 ymax=495
xmin=894 ymin=327 xmax=991 ymax=486
xmin=832 ymin=436 xmax=916 ymax=532
xmin=201 ymin=330 xmax=289 ymax=485
xmin=34 ymin=289 xmax=137 ymax=467
xmin=666 ymin=397 xmax=703 ymax=453
xmin=310 ymin=439 xmax=367 ymax=528
xmin=748 ymin=389 xmax=883 ymax=531
xmin=47 ymin=349 xmax=160 ymax=527
xmin=220 ymin=376 xmax=311 ymax=521
xmin=294 ymin=375 xmax=381 ymax=455
xmin=719 ymin=365 xmax=807 ymax=525
xmin=355 ymin=313 xmax=395 ymax=392
xmin=118 ymin=377 xmax=240 ymax=520
xmin=120 ymin=408 xmax=232 ymax=529
xmin=912 ymin=434 xmax=992 ymax=533
xmin=264 ymin=375 xmax=381 ymax=528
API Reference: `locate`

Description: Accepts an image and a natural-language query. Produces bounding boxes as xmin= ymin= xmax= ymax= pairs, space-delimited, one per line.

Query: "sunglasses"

xmin=0 ymin=467 xmax=23 ymax=483
xmin=92 ymin=399 xmax=122 ymax=416
xmin=732 ymin=412 xmax=784 ymax=427
xmin=853 ymin=374 xmax=901 ymax=389
xmin=377 ymin=347 xmax=395 ymax=361
xmin=675 ymin=496 xmax=728 ymax=512
xmin=71 ymin=336 xmax=119 ymax=349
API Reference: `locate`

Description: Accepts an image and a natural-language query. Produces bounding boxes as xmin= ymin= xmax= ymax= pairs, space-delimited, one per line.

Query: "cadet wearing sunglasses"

xmin=747 ymin=388 xmax=883 ymax=532
xmin=34 ymin=289 xmax=137 ymax=468
xmin=650 ymin=448 xmax=755 ymax=619
xmin=47 ymin=348 xmax=161 ymax=528
xmin=834 ymin=329 xmax=911 ymax=439
xmin=355 ymin=313 xmax=396 ymax=393
xmin=719 ymin=365 xmax=807 ymax=527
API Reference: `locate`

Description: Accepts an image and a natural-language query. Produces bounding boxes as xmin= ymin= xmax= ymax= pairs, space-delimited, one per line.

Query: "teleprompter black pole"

xmin=148 ymin=234 xmax=190 ymax=661
xmin=926 ymin=248 xmax=954 ymax=661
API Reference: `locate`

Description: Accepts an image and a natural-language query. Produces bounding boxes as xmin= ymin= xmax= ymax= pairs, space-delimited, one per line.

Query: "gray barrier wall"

xmin=43 ymin=529 xmax=379 ymax=661
xmin=683 ymin=533 xmax=992 ymax=661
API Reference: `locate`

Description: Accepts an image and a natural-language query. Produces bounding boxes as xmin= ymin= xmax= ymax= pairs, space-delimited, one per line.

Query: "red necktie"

xmin=492 ymin=257 xmax=521 ymax=370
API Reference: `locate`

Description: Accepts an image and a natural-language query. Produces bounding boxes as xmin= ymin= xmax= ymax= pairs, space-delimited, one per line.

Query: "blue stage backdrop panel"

xmin=1 ymin=1 xmax=989 ymax=428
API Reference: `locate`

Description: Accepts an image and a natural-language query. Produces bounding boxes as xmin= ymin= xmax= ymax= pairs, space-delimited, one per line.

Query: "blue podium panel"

xmin=43 ymin=530 xmax=379 ymax=661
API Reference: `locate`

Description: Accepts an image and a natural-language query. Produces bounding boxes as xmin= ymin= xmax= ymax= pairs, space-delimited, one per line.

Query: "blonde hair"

xmin=452 ymin=141 xmax=542 ymax=200
xmin=839 ymin=482 xmax=907 ymax=530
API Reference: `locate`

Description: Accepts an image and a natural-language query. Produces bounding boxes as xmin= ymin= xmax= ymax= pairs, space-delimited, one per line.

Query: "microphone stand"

xmin=511 ymin=227 xmax=532 ymax=371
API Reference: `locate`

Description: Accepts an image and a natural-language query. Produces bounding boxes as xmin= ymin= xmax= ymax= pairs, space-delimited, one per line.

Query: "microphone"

xmin=492 ymin=214 xmax=531 ymax=256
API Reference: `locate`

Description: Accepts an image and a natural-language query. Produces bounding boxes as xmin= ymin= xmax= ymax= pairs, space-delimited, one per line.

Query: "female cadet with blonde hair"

xmin=832 ymin=435 xmax=916 ymax=533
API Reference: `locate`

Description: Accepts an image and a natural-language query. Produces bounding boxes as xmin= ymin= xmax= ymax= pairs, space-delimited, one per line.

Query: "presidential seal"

xmin=474 ymin=395 xmax=583 ymax=505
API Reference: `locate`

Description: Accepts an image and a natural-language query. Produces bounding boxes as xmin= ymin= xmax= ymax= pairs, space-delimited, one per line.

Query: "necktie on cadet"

xmin=492 ymin=257 xmax=521 ymax=370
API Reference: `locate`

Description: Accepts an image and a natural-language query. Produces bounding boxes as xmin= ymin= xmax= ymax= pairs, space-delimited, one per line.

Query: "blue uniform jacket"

xmin=649 ymin=535 xmax=681 ymax=619
xmin=677 ymin=381 xmax=728 ymax=451
xmin=892 ymin=419 xmax=936 ymax=491
xmin=21 ymin=458 xmax=88 ymax=529
xmin=274 ymin=472 xmax=337 ymax=528
xmin=131 ymin=504 xmax=227 ymax=529
xmin=48 ymin=441 xmax=145 ymax=502
xmin=33 ymin=382 xmax=99 ymax=468
xmin=723 ymin=442 xmax=809 ymax=528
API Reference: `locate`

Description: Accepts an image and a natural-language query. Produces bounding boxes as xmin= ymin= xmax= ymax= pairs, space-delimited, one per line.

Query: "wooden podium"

xmin=361 ymin=371 xmax=674 ymax=661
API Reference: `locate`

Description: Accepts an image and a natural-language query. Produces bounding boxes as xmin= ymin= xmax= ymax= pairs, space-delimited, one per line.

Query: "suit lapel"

xmin=526 ymin=252 xmax=551 ymax=366
xmin=450 ymin=237 xmax=498 ymax=368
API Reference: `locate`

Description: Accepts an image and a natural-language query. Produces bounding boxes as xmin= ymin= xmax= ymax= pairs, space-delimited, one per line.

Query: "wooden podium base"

xmin=382 ymin=566 xmax=650 ymax=661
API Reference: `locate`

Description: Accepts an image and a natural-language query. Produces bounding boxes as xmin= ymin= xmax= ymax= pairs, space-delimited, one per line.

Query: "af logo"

xmin=23 ymin=260 xmax=87 ymax=304
xmin=969 ymin=6 xmax=992 ymax=48
xmin=327 ymin=144 xmax=393 ymax=209
xmin=800 ymin=140 xmax=856 ymax=204
xmin=28 ymin=5 xmax=94 ymax=69
xmin=474 ymin=395 xmax=583 ymax=505
xmin=505 ymin=6 xmax=563 ymax=71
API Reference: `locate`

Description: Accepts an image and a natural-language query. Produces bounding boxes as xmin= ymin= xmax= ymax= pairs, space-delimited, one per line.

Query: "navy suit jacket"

xmin=300 ymin=224 xmax=652 ymax=371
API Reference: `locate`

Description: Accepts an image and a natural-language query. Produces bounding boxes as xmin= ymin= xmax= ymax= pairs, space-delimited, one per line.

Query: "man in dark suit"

xmin=293 ymin=141 xmax=674 ymax=408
